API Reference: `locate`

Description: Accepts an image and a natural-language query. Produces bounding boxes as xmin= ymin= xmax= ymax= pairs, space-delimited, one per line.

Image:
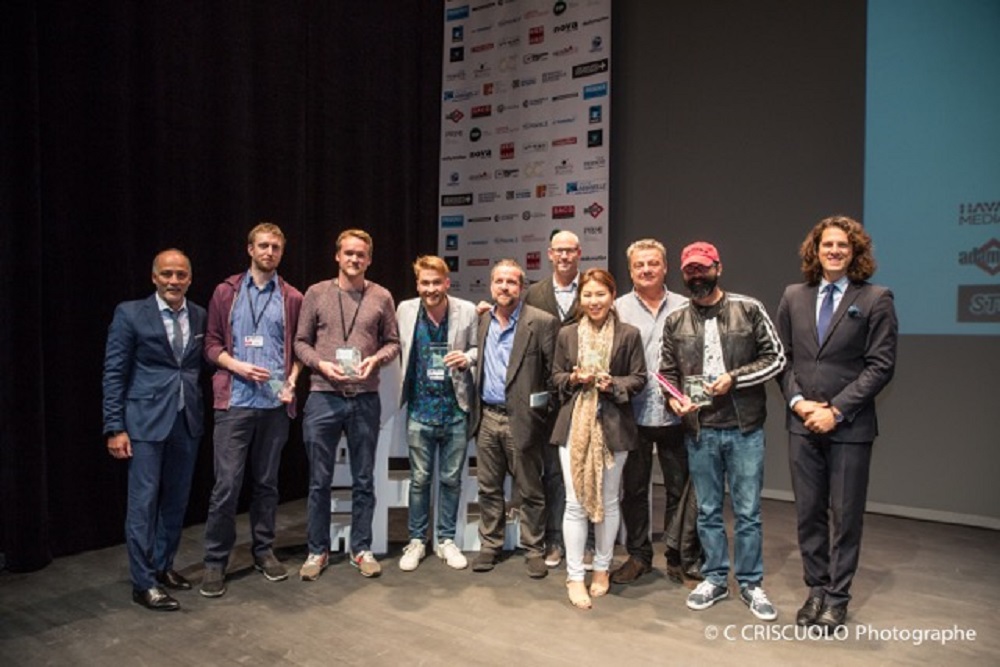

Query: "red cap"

xmin=681 ymin=242 xmax=720 ymax=269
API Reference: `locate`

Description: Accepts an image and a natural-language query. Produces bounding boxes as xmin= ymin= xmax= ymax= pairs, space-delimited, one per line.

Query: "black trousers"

xmin=620 ymin=424 xmax=701 ymax=567
xmin=789 ymin=432 xmax=873 ymax=607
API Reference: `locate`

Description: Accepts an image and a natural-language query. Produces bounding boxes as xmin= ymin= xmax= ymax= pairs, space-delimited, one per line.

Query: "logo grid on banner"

xmin=439 ymin=0 xmax=612 ymax=298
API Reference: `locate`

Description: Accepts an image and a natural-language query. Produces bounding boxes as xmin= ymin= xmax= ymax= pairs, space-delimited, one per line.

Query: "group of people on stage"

xmin=102 ymin=217 xmax=897 ymax=636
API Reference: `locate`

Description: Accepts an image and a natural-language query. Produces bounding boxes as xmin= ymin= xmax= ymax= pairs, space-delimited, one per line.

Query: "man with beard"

xmin=659 ymin=242 xmax=785 ymax=621
xmin=524 ymin=230 xmax=583 ymax=568
xmin=776 ymin=216 xmax=897 ymax=632
xmin=471 ymin=259 xmax=558 ymax=578
xmin=395 ymin=255 xmax=478 ymax=572
xmin=295 ymin=229 xmax=400 ymax=580
xmin=200 ymin=223 xmax=304 ymax=597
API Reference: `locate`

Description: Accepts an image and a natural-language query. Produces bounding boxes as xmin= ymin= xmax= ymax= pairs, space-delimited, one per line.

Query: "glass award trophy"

xmin=427 ymin=343 xmax=449 ymax=381
xmin=336 ymin=347 xmax=362 ymax=377
xmin=683 ymin=375 xmax=714 ymax=407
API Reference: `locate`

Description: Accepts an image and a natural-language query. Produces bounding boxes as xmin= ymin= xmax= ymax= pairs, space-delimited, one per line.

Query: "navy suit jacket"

xmin=102 ymin=294 xmax=206 ymax=442
xmin=775 ymin=281 xmax=897 ymax=443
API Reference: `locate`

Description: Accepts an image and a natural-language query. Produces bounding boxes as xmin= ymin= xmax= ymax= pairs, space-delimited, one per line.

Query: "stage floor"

xmin=2 ymin=497 xmax=998 ymax=666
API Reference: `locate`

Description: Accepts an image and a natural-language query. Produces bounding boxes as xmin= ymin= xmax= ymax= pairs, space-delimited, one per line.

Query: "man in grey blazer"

xmin=396 ymin=255 xmax=478 ymax=572
xmin=102 ymin=249 xmax=206 ymax=611
xmin=776 ymin=216 xmax=898 ymax=633
xmin=472 ymin=259 xmax=559 ymax=578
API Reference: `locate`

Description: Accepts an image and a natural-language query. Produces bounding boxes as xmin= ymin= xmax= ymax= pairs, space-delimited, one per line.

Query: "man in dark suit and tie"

xmin=776 ymin=216 xmax=898 ymax=633
xmin=103 ymin=249 xmax=206 ymax=611
xmin=471 ymin=259 xmax=559 ymax=578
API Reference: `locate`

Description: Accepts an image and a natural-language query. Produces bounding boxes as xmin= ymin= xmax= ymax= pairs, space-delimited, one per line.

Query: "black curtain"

xmin=1 ymin=1 xmax=443 ymax=571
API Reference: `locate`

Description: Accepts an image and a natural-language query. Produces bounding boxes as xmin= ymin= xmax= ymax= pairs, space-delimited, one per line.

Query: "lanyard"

xmin=337 ymin=281 xmax=367 ymax=343
xmin=246 ymin=282 xmax=276 ymax=333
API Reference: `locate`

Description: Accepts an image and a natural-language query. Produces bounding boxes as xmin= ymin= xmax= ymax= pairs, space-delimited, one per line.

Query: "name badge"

xmin=244 ymin=335 xmax=264 ymax=348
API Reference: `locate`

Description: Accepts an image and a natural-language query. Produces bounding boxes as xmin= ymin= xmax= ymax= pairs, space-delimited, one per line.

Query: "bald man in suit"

xmin=103 ymin=249 xmax=206 ymax=611
xmin=776 ymin=216 xmax=897 ymax=633
xmin=524 ymin=230 xmax=581 ymax=567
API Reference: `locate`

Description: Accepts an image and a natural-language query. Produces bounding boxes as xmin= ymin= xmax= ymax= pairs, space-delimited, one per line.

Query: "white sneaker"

xmin=435 ymin=539 xmax=468 ymax=570
xmin=399 ymin=539 xmax=426 ymax=572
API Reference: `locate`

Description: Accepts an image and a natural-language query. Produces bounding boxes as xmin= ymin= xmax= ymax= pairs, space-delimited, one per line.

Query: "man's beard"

xmin=685 ymin=276 xmax=717 ymax=299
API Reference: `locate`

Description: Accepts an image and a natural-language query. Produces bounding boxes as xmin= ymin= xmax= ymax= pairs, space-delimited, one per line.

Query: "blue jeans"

xmin=686 ymin=426 xmax=765 ymax=589
xmin=406 ymin=418 xmax=469 ymax=542
xmin=302 ymin=391 xmax=380 ymax=555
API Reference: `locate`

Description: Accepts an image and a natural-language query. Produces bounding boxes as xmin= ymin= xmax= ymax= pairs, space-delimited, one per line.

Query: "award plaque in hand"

xmin=683 ymin=375 xmax=714 ymax=408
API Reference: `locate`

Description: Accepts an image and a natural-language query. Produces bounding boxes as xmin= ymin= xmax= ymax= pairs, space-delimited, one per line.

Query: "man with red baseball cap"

xmin=659 ymin=241 xmax=786 ymax=621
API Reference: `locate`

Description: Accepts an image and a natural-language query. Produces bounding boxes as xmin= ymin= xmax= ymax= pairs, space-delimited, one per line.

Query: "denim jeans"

xmin=686 ymin=426 xmax=765 ymax=589
xmin=407 ymin=417 xmax=469 ymax=542
xmin=302 ymin=391 xmax=381 ymax=555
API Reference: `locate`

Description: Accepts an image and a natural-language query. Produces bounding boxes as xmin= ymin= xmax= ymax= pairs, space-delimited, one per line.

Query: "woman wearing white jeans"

xmin=550 ymin=269 xmax=647 ymax=610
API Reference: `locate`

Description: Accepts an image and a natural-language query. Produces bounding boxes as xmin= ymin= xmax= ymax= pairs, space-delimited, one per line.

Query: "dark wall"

xmin=611 ymin=0 xmax=1000 ymax=526
xmin=1 ymin=1 xmax=444 ymax=570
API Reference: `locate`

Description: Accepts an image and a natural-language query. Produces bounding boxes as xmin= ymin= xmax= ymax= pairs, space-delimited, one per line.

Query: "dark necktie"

xmin=817 ymin=284 xmax=836 ymax=343
xmin=170 ymin=310 xmax=185 ymax=361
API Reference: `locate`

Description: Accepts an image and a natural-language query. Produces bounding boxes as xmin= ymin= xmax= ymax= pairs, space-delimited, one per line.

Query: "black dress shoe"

xmin=683 ymin=561 xmax=704 ymax=582
xmin=795 ymin=595 xmax=825 ymax=626
xmin=814 ymin=604 xmax=848 ymax=633
xmin=156 ymin=569 xmax=192 ymax=590
xmin=132 ymin=587 xmax=180 ymax=611
xmin=471 ymin=551 xmax=497 ymax=572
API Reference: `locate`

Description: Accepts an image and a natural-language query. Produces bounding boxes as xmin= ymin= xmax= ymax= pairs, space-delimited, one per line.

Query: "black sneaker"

xmin=254 ymin=552 xmax=288 ymax=582
xmin=200 ymin=567 xmax=226 ymax=598
xmin=686 ymin=580 xmax=728 ymax=610
xmin=740 ymin=585 xmax=778 ymax=621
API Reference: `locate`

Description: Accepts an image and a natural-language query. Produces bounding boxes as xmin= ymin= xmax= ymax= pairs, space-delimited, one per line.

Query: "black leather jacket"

xmin=659 ymin=292 xmax=785 ymax=433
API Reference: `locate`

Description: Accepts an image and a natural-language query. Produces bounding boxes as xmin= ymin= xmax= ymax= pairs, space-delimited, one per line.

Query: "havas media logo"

xmin=958 ymin=201 xmax=1000 ymax=226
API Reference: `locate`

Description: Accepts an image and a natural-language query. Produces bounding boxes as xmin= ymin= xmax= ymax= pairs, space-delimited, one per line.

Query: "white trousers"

xmin=559 ymin=444 xmax=627 ymax=582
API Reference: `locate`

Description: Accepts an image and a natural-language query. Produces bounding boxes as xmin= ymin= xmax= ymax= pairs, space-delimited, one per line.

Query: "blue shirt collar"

xmin=490 ymin=299 xmax=523 ymax=325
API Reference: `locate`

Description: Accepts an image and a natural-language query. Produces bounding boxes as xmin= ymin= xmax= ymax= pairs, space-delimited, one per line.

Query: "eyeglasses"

xmin=550 ymin=247 xmax=578 ymax=256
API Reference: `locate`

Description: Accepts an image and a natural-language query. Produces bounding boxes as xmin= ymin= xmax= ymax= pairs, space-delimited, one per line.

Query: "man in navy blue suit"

xmin=103 ymin=249 xmax=206 ymax=611
xmin=776 ymin=216 xmax=898 ymax=633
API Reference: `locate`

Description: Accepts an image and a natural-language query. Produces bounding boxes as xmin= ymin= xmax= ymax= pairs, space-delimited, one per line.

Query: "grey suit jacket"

xmin=396 ymin=296 xmax=479 ymax=417
xmin=549 ymin=320 xmax=647 ymax=451
xmin=472 ymin=303 xmax=559 ymax=449
xmin=525 ymin=275 xmax=578 ymax=326
xmin=776 ymin=281 xmax=898 ymax=443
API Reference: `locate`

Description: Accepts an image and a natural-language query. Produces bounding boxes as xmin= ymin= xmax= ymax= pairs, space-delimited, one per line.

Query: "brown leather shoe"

xmin=610 ymin=556 xmax=652 ymax=584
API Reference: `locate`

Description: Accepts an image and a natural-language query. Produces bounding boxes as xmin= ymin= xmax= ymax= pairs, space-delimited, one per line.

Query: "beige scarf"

xmin=568 ymin=316 xmax=616 ymax=522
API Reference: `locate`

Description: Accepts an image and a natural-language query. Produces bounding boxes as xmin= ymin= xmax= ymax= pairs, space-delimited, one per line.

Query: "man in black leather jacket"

xmin=659 ymin=241 xmax=785 ymax=622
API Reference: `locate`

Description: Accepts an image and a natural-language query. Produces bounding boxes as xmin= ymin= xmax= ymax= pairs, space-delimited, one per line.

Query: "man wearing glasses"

xmin=524 ymin=230 xmax=585 ymax=570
